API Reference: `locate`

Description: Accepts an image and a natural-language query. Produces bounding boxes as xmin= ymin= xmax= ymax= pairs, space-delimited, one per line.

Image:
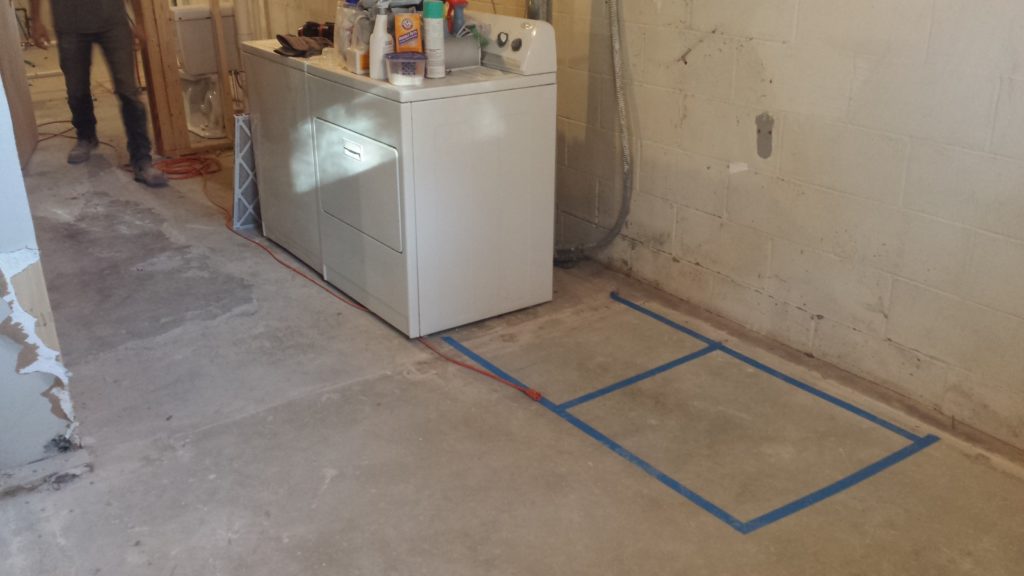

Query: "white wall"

xmin=0 ymin=75 xmax=74 ymax=470
xmin=556 ymin=0 xmax=1024 ymax=451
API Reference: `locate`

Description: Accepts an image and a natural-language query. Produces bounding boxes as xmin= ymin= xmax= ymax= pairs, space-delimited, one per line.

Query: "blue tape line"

xmin=442 ymin=335 xmax=745 ymax=531
xmin=442 ymin=327 xmax=939 ymax=534
xmin=740 ymin=434 xmax=940 ymax=533
xmin=610 ymin=292 xmax=924 ymax=443
xmin=557 ymin=407 xmax=746 ymax=531
xmin=719 ymin=347 xmax=922 ymax=443
xmin=558 ymin=344 xmax=721 ymax=411
xmin=442 ymin=336 xmax=560 ymax=412
xmin=610 ymin=292 xmax=718 ymax=346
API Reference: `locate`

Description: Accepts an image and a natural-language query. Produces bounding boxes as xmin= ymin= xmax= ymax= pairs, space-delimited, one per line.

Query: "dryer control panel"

xmin=465 ymin=11 xmax=556 ymax=76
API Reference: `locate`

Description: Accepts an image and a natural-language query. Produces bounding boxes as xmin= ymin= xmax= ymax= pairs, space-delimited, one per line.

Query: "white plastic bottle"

xmin=347 ymin=12 xmax=371 ymax=75
xmin=423 ymin=0 xmax=446 ymax=79
xmin=333 ymin=0 xmax=345 ymax=63
xmin=369 ymin=4 xmax=394 ymax=81
xmin=338 ymin=0 xmax=360 ymax=65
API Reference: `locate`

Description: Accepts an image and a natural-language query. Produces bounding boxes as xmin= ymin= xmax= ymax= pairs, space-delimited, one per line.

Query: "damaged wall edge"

xmin=0 ymin=231 xmax=79 ymax=473
xmin=1 ymin=250 xmax=75 ymax=421
xmin=0 ymin=72 xmax=78 ymax=473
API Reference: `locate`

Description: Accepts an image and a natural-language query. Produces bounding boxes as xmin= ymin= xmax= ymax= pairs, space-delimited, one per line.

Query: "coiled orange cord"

xmin=153 ymin=156 xmax=223 ymax=180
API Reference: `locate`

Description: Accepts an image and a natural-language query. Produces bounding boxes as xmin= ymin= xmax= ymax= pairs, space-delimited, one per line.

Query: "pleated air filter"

xmin=233 ymin=113 xmax=261 ymax=230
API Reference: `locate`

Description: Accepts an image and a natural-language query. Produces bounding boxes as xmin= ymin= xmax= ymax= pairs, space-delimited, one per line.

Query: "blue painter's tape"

xmin=610 ymin=293 xmax=924 ymax=444
xmin=556 ymin=407 xmax=747 ymax=532
xmin=719 ymin=347 xmax=922 ymax=443
xmin=443 ymin=335 xmax=745 ymax=531
xmin=610 ymin=292 xmax=718 ymax=346
xmin=442 ymin=313 xmax=940 ymax=534
xmin=558 ymin=344 xmax=721 ymax=411
xmin=739 ymin=434 xmax=940 ymax=533
xmin=442 ymin=336 xmax=560 ymax=412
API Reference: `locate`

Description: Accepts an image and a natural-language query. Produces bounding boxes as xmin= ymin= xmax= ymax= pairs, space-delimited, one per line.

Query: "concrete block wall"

xmin=556 ymin=0 xmax=1024 ymax=451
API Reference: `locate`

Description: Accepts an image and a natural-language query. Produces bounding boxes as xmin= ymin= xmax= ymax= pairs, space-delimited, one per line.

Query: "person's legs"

xmin=56 ymin=31 xmax=99 ymax=162
xmin=96 ymin=22 xmax=152 ymax=168
xmin=96 ymin=22 xmax=165 ymax=186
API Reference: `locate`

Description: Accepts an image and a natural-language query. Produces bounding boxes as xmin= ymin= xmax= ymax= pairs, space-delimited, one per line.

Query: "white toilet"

xmin=171 ymin=3 xmax=240 ymax=139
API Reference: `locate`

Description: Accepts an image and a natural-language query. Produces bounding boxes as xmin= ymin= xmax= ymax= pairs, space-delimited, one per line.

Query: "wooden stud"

xmin=209 ymin=0 xmax=236 ymax=144
xmin=0 ymin=0 xmax=38 ymax=166
xmin=135 ymin=0 xmax=192 ymax=156
xmin=133 ymin=0 xmax=173 ymax=155
xmin=136 ymin=0 xmax=240 ymax=157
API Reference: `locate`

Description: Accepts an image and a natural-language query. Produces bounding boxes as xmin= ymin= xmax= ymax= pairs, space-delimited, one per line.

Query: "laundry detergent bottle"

xmin=369 ymin=2 xmax=394 ymax=81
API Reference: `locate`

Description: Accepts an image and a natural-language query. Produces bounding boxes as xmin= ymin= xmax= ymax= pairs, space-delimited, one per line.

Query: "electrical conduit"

xmin=554 ymin=0 xmax=633 ymax=266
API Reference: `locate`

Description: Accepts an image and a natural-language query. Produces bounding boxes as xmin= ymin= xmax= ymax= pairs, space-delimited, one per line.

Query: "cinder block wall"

xmin=557 ymin=0 xmax=1024 ymax=451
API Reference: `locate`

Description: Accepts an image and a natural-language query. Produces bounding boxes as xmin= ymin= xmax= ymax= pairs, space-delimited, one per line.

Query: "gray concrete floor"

xmin=3 ymin=67 xmax=1024 ymax=575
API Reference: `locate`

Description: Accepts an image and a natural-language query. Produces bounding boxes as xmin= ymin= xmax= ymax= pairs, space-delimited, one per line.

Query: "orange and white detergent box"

xmin=394 ymin=13 xmax=423 ymax=53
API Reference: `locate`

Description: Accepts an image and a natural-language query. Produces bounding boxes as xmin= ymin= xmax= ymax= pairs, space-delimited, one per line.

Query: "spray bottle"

xmin=423 ymin=1 xmax=446 ymax=79
xmin=369 ymin=1 xmax=394 ymax=81
xmin=447 ymin=0 xmax=469 ymax=35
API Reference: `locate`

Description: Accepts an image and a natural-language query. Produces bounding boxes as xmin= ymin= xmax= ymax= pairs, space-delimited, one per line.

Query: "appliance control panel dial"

xmin=466 ymin=11 xmax=556 ymax=75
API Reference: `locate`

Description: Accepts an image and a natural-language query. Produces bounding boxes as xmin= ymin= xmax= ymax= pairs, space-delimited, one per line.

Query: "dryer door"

xmin=315 ymin=119 xmax=403 ymax=253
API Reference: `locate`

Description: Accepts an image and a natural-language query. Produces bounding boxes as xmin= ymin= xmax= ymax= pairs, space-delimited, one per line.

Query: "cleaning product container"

xmin=423 ymin=0 xmax=446 ymax=78
xmin=384 ymin=52 xmax=426 ymax=86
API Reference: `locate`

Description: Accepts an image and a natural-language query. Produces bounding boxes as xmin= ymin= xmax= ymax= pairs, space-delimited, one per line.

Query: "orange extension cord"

xmin=171 ymin=155 xmax=368 ymax=313
xmin=171 ymin=155 xmax=542 ymax=403
xmin=417 ymin=338 xmax=542 ymax=402
xmin=36 ymin=120 xmax=119 ymax=151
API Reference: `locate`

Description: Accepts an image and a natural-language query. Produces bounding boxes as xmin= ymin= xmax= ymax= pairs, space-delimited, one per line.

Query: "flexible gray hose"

xmin=555 ymin=0 xmax=633 ymax=265
xmin=527 ymin=0 xmax=551 ymax=22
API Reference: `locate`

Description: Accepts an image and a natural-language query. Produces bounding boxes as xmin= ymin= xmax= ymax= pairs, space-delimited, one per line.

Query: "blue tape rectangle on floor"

xmin=440 ymin=292 xmax=939 ymax=534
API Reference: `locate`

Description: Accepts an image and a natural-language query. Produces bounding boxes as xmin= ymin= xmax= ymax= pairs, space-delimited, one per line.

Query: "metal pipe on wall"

xmin=527 ymin=0 xmax=551 ymax=22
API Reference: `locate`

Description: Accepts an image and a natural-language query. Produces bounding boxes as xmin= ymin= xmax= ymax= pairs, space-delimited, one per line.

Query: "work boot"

xmin=133 ymin=160 xmax=168 ymax=188
xmin=66 ymin=139 xmax=98 ymax=164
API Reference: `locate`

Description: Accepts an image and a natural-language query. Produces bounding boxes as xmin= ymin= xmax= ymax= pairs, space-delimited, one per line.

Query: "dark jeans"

xmin=57 ymin=23 xmax=152 ymax=167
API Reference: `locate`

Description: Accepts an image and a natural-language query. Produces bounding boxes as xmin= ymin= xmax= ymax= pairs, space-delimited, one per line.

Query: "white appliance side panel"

xmin=245 ymin=53 xmax=321 ymax=268
xmin=412 ymin=86 xmax=556 ymax=335
xmin=399 ymin=104 xmax=421 ymax=337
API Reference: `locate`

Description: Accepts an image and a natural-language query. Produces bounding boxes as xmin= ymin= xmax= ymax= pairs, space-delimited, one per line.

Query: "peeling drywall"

xmin=0 ymin=73 xmax=77 ymax=470
xmin=0 ymin=250 xmax=71 ymax=389
xmin=0 ymin=253 xmax=77 ymax=470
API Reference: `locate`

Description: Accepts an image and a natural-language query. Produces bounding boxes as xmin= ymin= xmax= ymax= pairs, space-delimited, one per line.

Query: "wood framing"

xmin=1 ymin=0 xmax=38 ymax=166
xmin=134 ymin=0 xmax=232 ymax=157
xmin=209 ymin=0 xmax=235 ymax=145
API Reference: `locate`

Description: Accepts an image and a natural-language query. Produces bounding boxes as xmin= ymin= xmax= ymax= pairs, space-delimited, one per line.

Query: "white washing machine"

xmin=242 ymin=40 xmax=321 ymax=269
xmin=307 ymin=12 xmax=556 ymax=337
xmin=244 ymin=12 xmax=556 ymax=337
